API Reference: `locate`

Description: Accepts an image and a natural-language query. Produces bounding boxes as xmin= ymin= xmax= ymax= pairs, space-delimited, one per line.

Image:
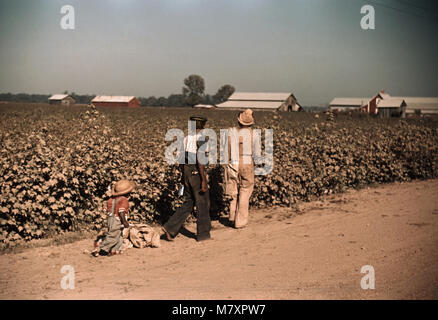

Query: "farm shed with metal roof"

xmin=329 ymin=98 xmax=370 ymax=111
xmin=376 ymin=98 xmax=407 ymax=118
xmin=48 ymin=94 xmax=75 ymax=106
xmin=216 ymin=92 xmax=302 ymax=111
xmin=390 ymin=97 xmax=438 ymax=115
xmin=91 ymin=96 xmax=140 ymax=108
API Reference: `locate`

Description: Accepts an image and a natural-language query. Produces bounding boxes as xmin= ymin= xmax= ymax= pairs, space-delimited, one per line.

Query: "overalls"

xmin=225 ymin=127 xmax=255 ymax=228
xmin=100 ymin=198 xmax=124 ymax=253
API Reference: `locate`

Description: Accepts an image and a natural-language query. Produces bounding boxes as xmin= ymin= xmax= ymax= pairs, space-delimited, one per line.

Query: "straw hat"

xmin=238 ymin=109 xmax=254 ymax=126
xmin=112 ymin=180 xmax=136 ymax=197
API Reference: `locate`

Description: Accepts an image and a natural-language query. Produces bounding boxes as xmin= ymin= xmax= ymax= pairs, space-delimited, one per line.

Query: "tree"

xmin=182 ymin=74 xmax=205 ymax=107
xmin=213 ymin=84 xmax=235 ymax=104
xmin=203 ymin=94 xmax=215 ymax=105
xmin=142 ymin=96 xmax=158 ymax=107
xmin=167 ymin=94 xmax=186 ymax=107
xmin=157 ymin=96 xmax=168 ymax=106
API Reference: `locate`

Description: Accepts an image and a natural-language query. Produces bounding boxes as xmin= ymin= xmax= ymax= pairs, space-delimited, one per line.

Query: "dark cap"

xmin=189 ymin=116 xmax=207 ymax=122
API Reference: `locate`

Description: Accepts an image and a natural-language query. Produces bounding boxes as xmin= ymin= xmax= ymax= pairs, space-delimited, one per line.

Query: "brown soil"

xmin=1 ymin=179 xmax=437 ymax=300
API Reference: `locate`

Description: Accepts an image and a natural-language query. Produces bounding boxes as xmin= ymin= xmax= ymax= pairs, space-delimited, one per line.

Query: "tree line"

xmin=0 ymin=75 xmax=235 ymax=107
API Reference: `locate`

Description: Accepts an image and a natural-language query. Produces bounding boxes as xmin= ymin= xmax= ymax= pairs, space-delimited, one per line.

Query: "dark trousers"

xmin=164 ymin=164 xmax=211 ymax=241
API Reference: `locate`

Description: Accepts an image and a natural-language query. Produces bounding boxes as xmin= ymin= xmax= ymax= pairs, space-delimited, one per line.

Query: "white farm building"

xmin=216 ymin=92 xmax=302 ymax=112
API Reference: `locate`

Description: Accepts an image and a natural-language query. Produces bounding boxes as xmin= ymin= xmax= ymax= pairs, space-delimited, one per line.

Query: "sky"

xmin=0 ymin=0 xmax=437 ymax=106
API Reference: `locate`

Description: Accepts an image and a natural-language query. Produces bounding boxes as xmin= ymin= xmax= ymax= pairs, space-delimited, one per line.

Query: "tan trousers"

xmin=225 ymin=163 xmax=255 ymax=228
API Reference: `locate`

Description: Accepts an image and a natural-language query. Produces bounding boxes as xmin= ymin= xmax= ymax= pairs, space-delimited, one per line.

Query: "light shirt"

xmin=182 ymin=133 xmax=209 ymax=165
xmin=228 ymin=127 xmax=261 ymax=166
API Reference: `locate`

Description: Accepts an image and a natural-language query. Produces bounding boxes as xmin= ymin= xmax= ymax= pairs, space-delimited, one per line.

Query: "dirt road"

xmin=1 ymin=179 xmax=437 ymax=300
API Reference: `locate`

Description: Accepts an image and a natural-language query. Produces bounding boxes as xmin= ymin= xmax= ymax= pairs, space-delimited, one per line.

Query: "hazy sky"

xmin=1 ymin=0 xmax=437 ymax=106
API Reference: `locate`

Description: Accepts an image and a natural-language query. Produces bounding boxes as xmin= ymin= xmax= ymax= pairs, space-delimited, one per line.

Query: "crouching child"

xmin=92 ymin=179 xmax=135 ymax=257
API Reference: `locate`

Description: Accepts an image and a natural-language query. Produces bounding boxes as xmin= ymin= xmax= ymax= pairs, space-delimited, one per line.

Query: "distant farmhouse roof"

xmin=377 ymin=98 xmax=406 ymax=108
xmin=226 ymin=92 xmax=292 ymax=102
xmin=91 ymin=95 xmax=140 ymax=108
xmin=396 ymin=97 xmax=438 ymax=104
xmin=49 ymin=94 xmax=70 ymax=100
xmin=217 ymin=100 xmax=288 ymax=109
xmin=48 ymin=94 xmax=75 ymax=106
xmin=329 ymin=98 xmax=370 ymax=107
xmin=391 ymin=97 xmax=438 ymax=114
xmin=91 ymin=96 xmax=137 ymax=103
xmin=378 ymin=92 xmax=391 ymax=100
xmin=216 ymin=92 xmax=300 ymax=111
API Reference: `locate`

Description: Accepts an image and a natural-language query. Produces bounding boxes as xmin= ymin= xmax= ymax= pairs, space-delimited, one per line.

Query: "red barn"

xmin=91 ymin=96 xmax=140 ymax=108
xmin=362 ymin=90 xmax=391 ymax=115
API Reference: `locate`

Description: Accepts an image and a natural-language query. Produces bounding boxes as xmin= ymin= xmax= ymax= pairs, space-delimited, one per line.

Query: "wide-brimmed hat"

xmin=190 ymin=115 xmax=207 ymax=122
xmin=112 ymin=180 xmax=136 ymax=197
xmin=238 ymin=109 xmax=254 ymax=126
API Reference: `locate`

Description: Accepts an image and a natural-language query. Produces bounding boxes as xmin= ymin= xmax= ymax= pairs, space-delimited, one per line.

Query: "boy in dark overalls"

xmin=162 ymin=116 xmax=211 ymax=242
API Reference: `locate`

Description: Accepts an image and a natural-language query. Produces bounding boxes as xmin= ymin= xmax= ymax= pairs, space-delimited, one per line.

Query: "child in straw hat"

xmin=92 ymin=179 xmax=136 ymax=257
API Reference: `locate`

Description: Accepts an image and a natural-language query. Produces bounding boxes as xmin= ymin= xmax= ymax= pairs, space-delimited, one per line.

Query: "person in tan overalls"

xmin=224 ymin=109 xmax=258 ymax=229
